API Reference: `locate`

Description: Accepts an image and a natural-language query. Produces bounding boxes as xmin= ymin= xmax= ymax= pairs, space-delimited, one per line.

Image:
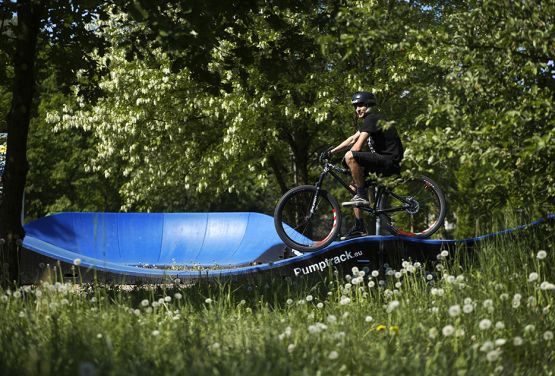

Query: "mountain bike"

xmin=273 ymin=154 xmax=446 ymax=252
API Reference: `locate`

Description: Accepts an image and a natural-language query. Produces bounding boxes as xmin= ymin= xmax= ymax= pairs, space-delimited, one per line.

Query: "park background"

xmin=1 ymin=0 xmax=553 ymax=239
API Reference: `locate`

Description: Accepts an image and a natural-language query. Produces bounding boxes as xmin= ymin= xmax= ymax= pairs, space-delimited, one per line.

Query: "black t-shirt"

xmin=358 ymin=113 xmax=404 ymax=164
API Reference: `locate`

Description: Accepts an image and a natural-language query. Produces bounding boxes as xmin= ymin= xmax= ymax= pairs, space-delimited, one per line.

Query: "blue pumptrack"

xmin=20 ymin=212 xmax=554 ymax=283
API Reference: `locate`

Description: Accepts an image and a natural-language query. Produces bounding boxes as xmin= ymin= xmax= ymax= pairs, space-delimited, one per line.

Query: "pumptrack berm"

xmin=18 ymin=212 xmax=554 ymax=284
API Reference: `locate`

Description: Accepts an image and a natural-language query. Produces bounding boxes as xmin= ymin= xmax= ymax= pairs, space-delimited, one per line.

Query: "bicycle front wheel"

xmin=274 ymin=185 xmax=342 ymax=252
xmin=377 ymin=176 xmax=446 ymax=238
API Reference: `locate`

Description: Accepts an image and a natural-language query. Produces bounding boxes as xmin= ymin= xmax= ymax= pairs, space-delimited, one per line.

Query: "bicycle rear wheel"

xmin=377 ymin=176 xmax=446 ymax=238
xmin=274 ymin=185 xmax=342 ymax=252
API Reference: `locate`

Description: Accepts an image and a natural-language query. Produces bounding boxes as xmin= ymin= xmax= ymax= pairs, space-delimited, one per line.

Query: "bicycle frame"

xmin=311 ymin=161 xmax=413 ymax=218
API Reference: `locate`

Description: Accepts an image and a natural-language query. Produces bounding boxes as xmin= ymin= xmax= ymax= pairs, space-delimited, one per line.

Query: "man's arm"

xmin=350 ymin=131 xmax=369 ymax=152
xmin=330 ymin=131 xmax=360 ymax=154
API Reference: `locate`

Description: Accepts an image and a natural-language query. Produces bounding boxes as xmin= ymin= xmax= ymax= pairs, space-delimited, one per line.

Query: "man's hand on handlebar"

xmin=319 ymin=147 xmax=334 ymax=162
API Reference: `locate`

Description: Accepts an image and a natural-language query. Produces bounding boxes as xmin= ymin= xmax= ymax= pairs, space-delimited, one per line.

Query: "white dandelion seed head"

xmin=317 ymin=302 xmax=324 ymax=309
xmin=524 ymin=324 xmax=535 ymax=333
xmin=540 ymin=282 xmax=555 ymax=290
xmin=448 ymin=305 xmax=461 ymax=317
xmin=386 ymin=300 xmax=400 ymax=313
xmin=442 ymin=325 xmax=455 ymax=337
xmin=486 ymin=349 xmax=502 ymax=362
xmin=287 ymin=344 xmax=295 ymax=353
xmin=365 ymin=315 xmax=374 ymax=323
xmin=429 ymin=327 xmax=438 ymax=339
xmin=306 ymin=295 xmax=313 ymax=302
xmin=513 ymin=336 xmax=524 ymax=346
xmin=328 ymin=351 xmax=339 ymax=360
xmin=479 ymin=319 xmax=492 ymax=330
xmin=151 ymin=330 xmax=160 ymax=336
xmin=174 ymin=293 xmax=182 ymax=300
xmin=528 ymin=272 xmax=539 ymax=282
xmin=427 ymin=274 xmax=434 ymax=281
xmin=286 ymin=299 xmax=293 ymax=305
xmin=543 ymin=331 xmax=553 ymax=341
xmin=495 ymin=321 xmax=505 ymax=330
xmin=463 ymin=304 xmax=474 ymax=314
xmin=327 ymin=315 xmax=337 ymax=324
xmin=368 ymin=281 xmax=375 ymax=288
xmin=480 ymin=341 xmax=494 ymax=352
xmin=205 ymin=298 xmax=213 ymax=304
xmin=340 ymin=296 xmax=351 ymax=305
xmin=141 ymin=299 xmax=149 ymax=307
xmin=536 ymin=250 xmax=547 ymax=260
xmin=371 ymin=270 xmax=379 ymax=278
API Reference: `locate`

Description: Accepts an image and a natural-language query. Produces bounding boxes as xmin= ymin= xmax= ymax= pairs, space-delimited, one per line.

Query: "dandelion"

xmin=164 ymin=296 xmax=171 ymax=303
xmin=286 ymin=299 xmax=293 ymax=305
xmin=317 ymin=302 xmax=324 ymax=309
xmin=328 ymin=351 xmax=339 ymax=360
xmin=480 ymin=341 xmax=494 ymax=352
xmin=486 ymin=349 xmax=502 ymax=362
xmin=395 ymin=282 xmax=402 ymax=289
xmin=151 ymin=330 xmax=160 ymax=336
xmin=340 ymin=296 xmax=351 ymax=305
xmin=528 ymin=272 xmax=539 ymax=282
xmin=540 ymin=282 xmax=555 ymax=290
xmin=429 ymin=327 xmax=438 ymax=339
xmin=524 ymin=324 xmax=535 ymax=333
xmin=389 ymin=325 xmax=399 ymax=334
xmin=499 ymin=293 xmax=509 ymax=301
xmin=371 ymin=270 xmax=379 ymax=278
xmin=306 ymin=295 xmax=313 ymax=302
xmin=426 ymin=274 xmax=434 ymax=281
xmin=174 ymin=293 xmax=182 ymax=300
xmin=205 ymin=298 xmax=213 ymax=304
xmin=287 ymin=344 xmax=295 ymax=353
xmin=513 ymin=336 xmax=524 ymax=346
xmin=368 ymin=281 xmax=375 ymax=288
xmin=543 ymin=331 xmax=553 ymax=341
xmin=479 ymin=319 xmax=492 ymax=330
xmin=483 ymin=299 xmax=494 ymax=312
xmin=495 ymin=338 xmax=506 ymax=346
xmin=536 ymin=250 xmax=547 ymax=260
xmin=495 ymin=321 xmax=505 ymax=330
xmin=141 ymin=299 xmax=149 ymax=307
xmin=440 ymin=250 xmax=449 ymax=258
xmin=376 ymin=324 xmax=387 ymax=332
xmin=455 ymin=328 xmax=465 ymax=337
xmin=463 ymin=304 xmax=474 ymax=314
xmin=386 ymin=300 xmax=400 ymax=313
xmin=395 ymin=272 xmax=402 ymax=279
xmin=448 ymin=305 xmax=461 ymax=317
xmin=73 ymin=258 xmax=81 ymax=266
xmin=327 ymin=315 xmax=337 ymax=324
xmin=442 ymin=325 xmax=455 ymax=337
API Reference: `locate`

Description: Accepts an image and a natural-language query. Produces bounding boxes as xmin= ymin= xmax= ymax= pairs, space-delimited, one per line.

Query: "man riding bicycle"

xmin=322 ymin=91 xmax=404 ymax=239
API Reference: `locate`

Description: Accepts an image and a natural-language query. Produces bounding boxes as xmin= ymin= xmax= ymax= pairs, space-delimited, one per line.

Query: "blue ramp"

xmin=23 ymin=212 xmax=286 ymax=267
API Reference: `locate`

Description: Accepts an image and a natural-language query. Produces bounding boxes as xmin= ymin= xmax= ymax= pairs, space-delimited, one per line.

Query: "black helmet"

xmin=351 ymin=91 xmax=376 ymax=107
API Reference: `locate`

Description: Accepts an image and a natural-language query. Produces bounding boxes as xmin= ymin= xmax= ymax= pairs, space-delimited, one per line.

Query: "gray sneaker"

xmin=342 ymin=194 xmax=370 ymax=207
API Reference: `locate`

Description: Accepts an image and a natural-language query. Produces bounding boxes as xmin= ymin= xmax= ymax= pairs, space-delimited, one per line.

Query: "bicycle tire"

xmin=377 ymin=176 xmax=446 ymax=238
xmin=274 ymin=185 xmax=342 ymax=252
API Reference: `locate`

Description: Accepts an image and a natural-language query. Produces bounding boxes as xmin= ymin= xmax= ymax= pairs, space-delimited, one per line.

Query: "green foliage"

xmin=15 ymin=0 xmax=555 ymax=234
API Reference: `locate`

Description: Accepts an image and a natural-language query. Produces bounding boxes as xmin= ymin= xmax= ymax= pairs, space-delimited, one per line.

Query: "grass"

xmin=0 ymin=220 xmax=554 ymax=375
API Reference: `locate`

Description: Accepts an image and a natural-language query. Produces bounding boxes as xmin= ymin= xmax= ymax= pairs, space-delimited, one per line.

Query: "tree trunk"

xmin=0 ymin=0 xmax=41 ymax=286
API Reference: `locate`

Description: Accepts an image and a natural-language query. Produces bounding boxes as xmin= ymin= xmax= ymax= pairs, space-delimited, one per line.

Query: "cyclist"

xmin=321 ymin=91 xmax=404 ymax=239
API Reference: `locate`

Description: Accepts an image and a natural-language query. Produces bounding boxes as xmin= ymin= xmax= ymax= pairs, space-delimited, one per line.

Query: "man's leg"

xmin=342 ymin=151 xmax=369 ymax=206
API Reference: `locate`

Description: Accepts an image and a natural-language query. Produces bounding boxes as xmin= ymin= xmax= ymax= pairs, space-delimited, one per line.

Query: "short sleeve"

xmin=359 ymin=114 xmax=381 ymax=133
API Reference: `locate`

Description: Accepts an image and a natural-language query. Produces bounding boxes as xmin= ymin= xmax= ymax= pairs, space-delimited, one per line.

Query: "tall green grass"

xmin=1 ymin=221 xmax=554 ymax=375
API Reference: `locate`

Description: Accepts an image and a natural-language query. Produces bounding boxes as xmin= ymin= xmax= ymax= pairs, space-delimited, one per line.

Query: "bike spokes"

xmin=277 ymin=187 xmax=339 ymax=250
xmin=379 ymin=177 xmax=445 ymax=238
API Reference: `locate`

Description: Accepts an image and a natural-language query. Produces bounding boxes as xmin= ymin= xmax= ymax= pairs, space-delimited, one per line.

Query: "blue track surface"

xmin=21 ymin=212 xmax=554 ymax=281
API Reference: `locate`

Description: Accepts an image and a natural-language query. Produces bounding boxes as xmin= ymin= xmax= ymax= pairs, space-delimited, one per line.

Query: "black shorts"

xmin=351 ymin=151 xmax=400 ymax=176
